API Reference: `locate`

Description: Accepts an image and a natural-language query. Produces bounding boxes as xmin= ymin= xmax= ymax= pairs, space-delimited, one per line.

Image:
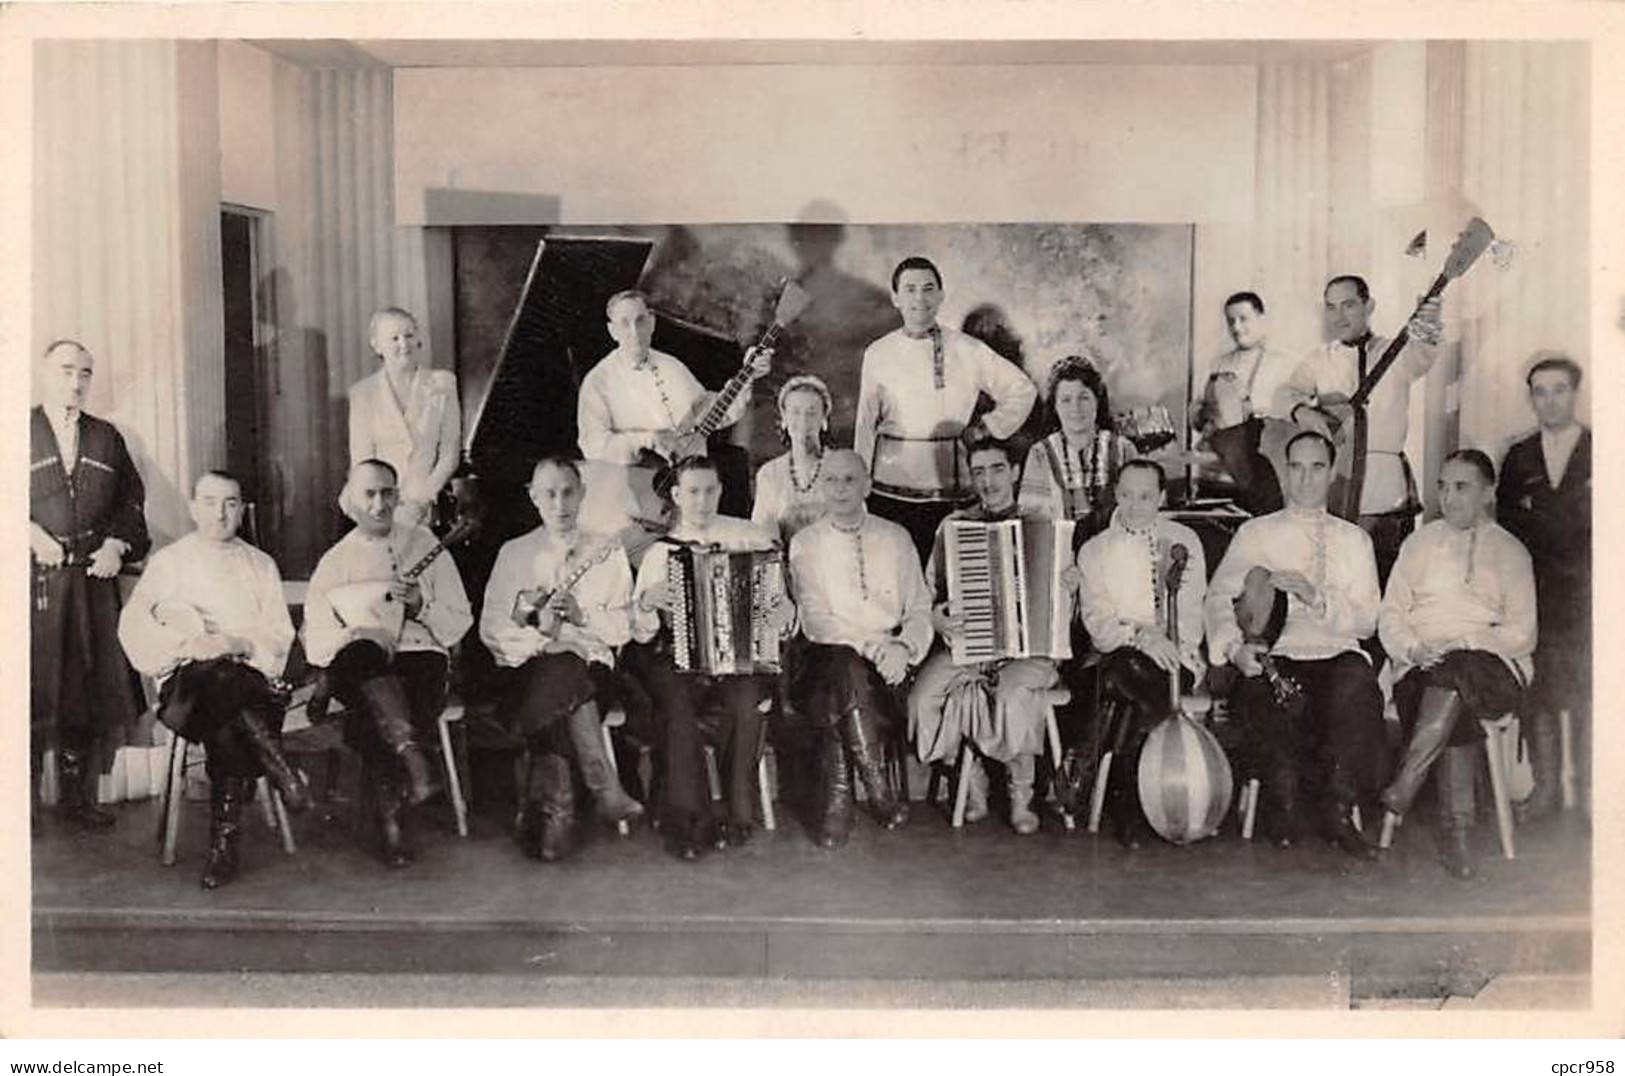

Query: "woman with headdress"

xmin=1018 ymin=355 xmax=1138 ymax=539
xmin=751 ymin=374 xmax=834 ymax=546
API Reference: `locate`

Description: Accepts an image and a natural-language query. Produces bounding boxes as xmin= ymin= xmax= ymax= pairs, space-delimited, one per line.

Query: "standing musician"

xmin=304 ymin=459 xmax=473 ymax=867
xmin=751 ymin=373 xmax=834 ymax=545
xmin=908 ymin=438 xmax=1065 ymax=836
xmin=577 ymin=290 xmax=771 ymax=467
xmin=854 ymin=257 xmax=1038 ymax=560
xmin=30 ymin=339 xmax=150 ymax=835
xmin=1282 ymin=276 xmax=1443 ymax=585
xmin=1205 ymin=431 xmax=1384 ymax=858
xmin=1377 ymin=450 xmax=1536 ymax=878
xmin=627 ymin=456 xmax=797 ymax=861
xmin=1018 ymin=356 xmax=1138 ymax=536
xmin=118 ymin=471 xmax=310 ymax=889
xmin=788 ymin=450 xmax=930 ymax=847
xmin=1496 ymin=353 xmax=1591 ymax=819
xmin=348 ymin=307 xmax=462 ymax=529
xmin=1075 ymin=460 xmax=1207 ymax=849
xmin=1192 ymin=291 xmax=1298 ymax=516
xmin=480 ymin=457 xmax=645 ymax=862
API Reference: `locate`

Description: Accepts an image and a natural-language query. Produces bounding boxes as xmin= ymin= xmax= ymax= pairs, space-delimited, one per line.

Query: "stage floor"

xmin=31 ymin=791 xmax=1591 ymax=1008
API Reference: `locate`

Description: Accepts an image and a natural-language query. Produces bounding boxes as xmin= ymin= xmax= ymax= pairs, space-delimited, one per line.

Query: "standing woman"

xmin=751 ymin=374 xmax=834 ymax=546
xmin=348 ymin=307 xmax=462 ymax=529
xmin=1018 ymin=356 xmax=1137 ymax=537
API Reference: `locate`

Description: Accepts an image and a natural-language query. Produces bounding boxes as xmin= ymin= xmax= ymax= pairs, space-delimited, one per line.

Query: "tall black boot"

xmin=1515 ymin=710 xmax=1561 ymax=823
xmin=837 ymin=707 xmax=907 ymax=830
xmin=57 ymin=747 xmax=116 ymax=830
xmin=358 ymin=675 xmax=436 ymax=806
xmin=1326 ymin=798 xmax=1379 ymax=861
xmin=1437 ymin=744 xmax=1477 ymax=879
xmin=817 ymin=726 xmax=855 ymax=848
xmin=373 ymin=766 xmax=413 ymax=869
xmin=532 ymin=754 xmax=577 ymax=863
xmin=200 ymin=777 xmax=245 ymax=889
xmin=565 ymin=702 xmax=644 ymax=826
xmin=236 ymin=710 xmax=312 ymax=812
xmin=1380 ymin=686 xmax=1464 ymax=843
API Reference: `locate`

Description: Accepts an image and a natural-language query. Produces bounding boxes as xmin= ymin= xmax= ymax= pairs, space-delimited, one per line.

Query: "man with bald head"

xmin=30 ymin=340 xmax=150 ymax=834
xmin=787 ymin=449 xmax=932 ymax=847
xmin=304 ymin=458 xmax=472 ymax=867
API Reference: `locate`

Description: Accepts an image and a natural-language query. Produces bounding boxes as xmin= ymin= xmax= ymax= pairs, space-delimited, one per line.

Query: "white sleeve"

xmin=973 ymin=340 xmax=1038 ymax=439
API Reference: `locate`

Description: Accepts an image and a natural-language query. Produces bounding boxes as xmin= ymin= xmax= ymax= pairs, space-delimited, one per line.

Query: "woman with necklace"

xmin=1018 ymin=356 xmax=1137 ymax=538
xmin=751 ymin=375 xmax=833 ymax=546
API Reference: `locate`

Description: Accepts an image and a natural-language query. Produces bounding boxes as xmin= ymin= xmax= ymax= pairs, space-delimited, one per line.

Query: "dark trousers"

xmin=623 ymin=639 xmax=769 ymax=828
xmin=1393 ymin=650 xmax=1523 ymax=746
xmin=1097 ymin=649 xmax=1194 ymax=830
xmin=157 ymin=658 xmax=287 ymax=783
xmin=793 ymin=644 xmax=905 ymax=730
xmin=867 ymin=493 xmax=961 ymax=565
xmin=1233 ymin=651 xmax=1385 ymax=819
xmin=326 ymin=641 xmax=448 ymax=761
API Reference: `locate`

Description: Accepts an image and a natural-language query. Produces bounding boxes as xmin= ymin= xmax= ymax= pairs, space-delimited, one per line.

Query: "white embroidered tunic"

xmin=480 ymin=526 xmax=634 ymax=669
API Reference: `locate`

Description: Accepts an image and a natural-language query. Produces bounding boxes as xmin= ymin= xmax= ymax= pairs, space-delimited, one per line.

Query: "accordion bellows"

xmin=666 ymin=546 xmax=785 ymax=675
xmin=945 ymin=518 xmax=1076 ymax=665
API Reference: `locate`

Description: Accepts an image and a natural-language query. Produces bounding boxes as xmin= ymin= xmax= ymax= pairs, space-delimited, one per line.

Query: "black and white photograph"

xmin=5 ymin=0 xmax=1621 ymax=1047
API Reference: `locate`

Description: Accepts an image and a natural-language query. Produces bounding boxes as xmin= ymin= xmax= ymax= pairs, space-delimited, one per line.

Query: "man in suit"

xmin=1496 ymin=352 xmax=1590 ymax=819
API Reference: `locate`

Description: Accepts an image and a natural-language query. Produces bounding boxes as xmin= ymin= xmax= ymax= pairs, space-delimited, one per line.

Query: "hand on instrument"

xmin=548 ymin=590 xmax=585 ymax=627
xmin=1059 ymin=565 xmax=1084 ymax=594
xmin=638 ymin=586 xmax=673 ymax=615
xmin=873 ymin=640 xmax=911 ymax=686
xmin=30 ymin=525 xmax=65 ymax=568
xmin=1231 ymin=640 xmax=1267 ymax=679
xmin=931 ymin=601 xmax=963 ymax=641
xmin=767 ymin=594 xmax=797 ymax=634
xmin=745 ymin=344 xmax=774 ymax=379
xmin=1136 ymin=631 xmax=1183 ymax=674
xmin=389 ymin=580 xmax=425 ymax=619
xmin=533 ymin=605 xmax=563 ymax=636
xmin=1268 ymin=570 xmax=1319 ymax=609
xmin=1408 ymin=296 xmax=1444 ymax=346
xmin=87 ymin=539 xmax=125 ymax=579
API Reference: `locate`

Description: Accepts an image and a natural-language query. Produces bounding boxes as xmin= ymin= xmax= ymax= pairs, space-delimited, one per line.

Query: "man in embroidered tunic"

xmin=481 ymin=457 xmax=645 ymax=861
xmin=1076 ymin=460 xmax=1207 ymax=848
xmin=30 ymin=340 xmax=150 ymax=833
xmin=304 ymin=459 xmax=473 ymax=867
xmin=854 ymin=257 xmax=1038 ymax=559
xmin=1377 ymin=450 xmax=1536 ymax=878
xmin=1193 ymin=292 xmax=1298 ymax=515
xmin=788 ymin=450 xmax=930 ymax=847
xmin=118 ymin=471 xmax=309 ymax=888
xmin=908 ymin=439 xmax=1064 ymax=836
xmin=1281 ymin=275 xmax=1443 ymax=586
xmin=1496 ymin=353 xmax=1591 ymax=819
xmin=1205 ymin=431 xmax=1384 ymax=858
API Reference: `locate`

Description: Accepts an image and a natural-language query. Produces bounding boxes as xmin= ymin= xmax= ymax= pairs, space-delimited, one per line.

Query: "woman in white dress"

xmin=348 ymin=307 xmax=462 ymax=528
xmin=1018 ymin=355 xmax=1137 ymax=535
xmin=751 ymin=374 xmax=833 ymax=545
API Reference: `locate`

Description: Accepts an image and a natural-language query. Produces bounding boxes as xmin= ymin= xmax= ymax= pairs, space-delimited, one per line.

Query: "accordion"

xmin=665 ymin=546 xmax=786 ymax=675
xmin=945 ymin=517 xmax=1076 ymax=665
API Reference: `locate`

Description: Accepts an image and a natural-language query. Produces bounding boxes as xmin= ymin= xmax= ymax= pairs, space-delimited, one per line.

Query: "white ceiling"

xmin=251 ymin=38 xmax=1378 ymax=70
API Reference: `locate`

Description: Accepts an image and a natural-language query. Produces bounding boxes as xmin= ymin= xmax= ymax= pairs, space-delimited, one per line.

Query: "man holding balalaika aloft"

xmin=304 ymin=459 xmax=472 ymax=868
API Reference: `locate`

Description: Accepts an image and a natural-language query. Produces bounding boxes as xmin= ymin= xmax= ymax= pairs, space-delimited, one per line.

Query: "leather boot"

xmin=1326 ymin=800 xmax=1379 ymax=861
xmin=1007 ymin=754 xmax=1040 ymax=835
xmin=1515 ymin=710 xmax=1561 ymax=824
xmin=817 ymin=727 xmax=855 ymax=848
xmin=200 ymin=777 xmax=245 ymax=889
xmin=373 ymin=767 xmax=413 ymax=868
xmin=1437 ymin=744 xmax=1477 ymax=879
xmin=1380 ymin=687 xmax=1463 ymax=817
xmin=358 ymin=675 xmax=436 ymax=807
xmin=57 ymin=747 xmax=116 ymax=830
xmin=533 ymin=754 xmax=577 ymax=863
xmin=961 ymin=753 xmax=990 ymax=824
xmin=236 ymin=710 xmax=312 ymax=812
xmin=1263 ymin=769 xmax=1303 ymax=849
xmin=565 ymin=702 xmax=644 ymax=826
xmin=839 ymin=707 xmax=908 ymax=830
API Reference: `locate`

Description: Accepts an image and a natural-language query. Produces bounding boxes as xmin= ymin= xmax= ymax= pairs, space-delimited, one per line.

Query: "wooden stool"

xmin=1376 ymin=713 xmax=1516 ymax=859
xmin=156 ymin=731 xmax=295 ymax=867
xmin=436 ymin=704 xmax=470 ymax=837
xmin=952 ymin=687 xmax=1071 ymax=829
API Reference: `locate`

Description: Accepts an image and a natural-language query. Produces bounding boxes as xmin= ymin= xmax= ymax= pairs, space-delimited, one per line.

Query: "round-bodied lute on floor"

xmin=1137 ymin=711 xmax=1234 ymax=845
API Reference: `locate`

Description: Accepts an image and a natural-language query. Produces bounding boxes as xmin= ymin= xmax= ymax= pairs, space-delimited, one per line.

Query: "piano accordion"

xmin=665 ymin=546 xmax=786 ymax=675
xmin=945 ymin=518 xmax=1077 ymax=665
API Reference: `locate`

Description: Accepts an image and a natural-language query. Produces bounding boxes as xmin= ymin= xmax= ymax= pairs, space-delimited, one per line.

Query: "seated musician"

xmin=1018 ymin=356 xmax=1137 ymax=535
xmin=577 ymin=290 xmax=771 ymax=466
xmin=752 ymin=374 xmax=833 ymax=545
xmin=1075 ymin=460 xmax=1207 ymax=849
xmin=348 ymin=307 xmax=461 ymax=529
xmin=1204 ymin=431 xmax=1383 ymax=859
xmin=480 ymin=457 xmax=646 ymax=863
xmin=854 ymin=257 xmax=1038 ymax=560
xmin=1377 ymin=450 xmax=1536 ymax=878
xmin=304 ymin=459 xmax=473 ymax=868
xmin=626 ymin=456 xmax=797 ymax=861
xmin=788 ymin=450 xmax=928 ymax=847
xmin=908 ymin=437 xmax=1064 ymax=836
xmin=117 ymin=471 xmax=309 ymax=890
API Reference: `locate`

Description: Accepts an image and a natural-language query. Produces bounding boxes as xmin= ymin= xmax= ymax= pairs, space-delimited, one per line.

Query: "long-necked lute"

xmin=325 ymin=518 xmax=475 ymax=640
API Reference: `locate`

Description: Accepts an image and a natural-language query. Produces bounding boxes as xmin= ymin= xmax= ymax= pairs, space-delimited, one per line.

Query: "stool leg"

xmin=759 ymin=752 xmax=776 ymax=832
xmin=951 ymin=742 xmax=972 ymax=829
xmin=1558 ymin=708 xmax=1578 ymax=811
xmin=160 ymin=736 xmax=187 ymax=867
xmin=1240 ymin=777 xmax=1259 ymax=841
xmin=438 ymin=714 xmax=469 ymax=838
xmin=269 ymin=785 xmax=297 ymax=855
xmin=1378 ymin=810 xmax=1398 ymax=849
xmin=257 ymin=776 xmax=278 ymax=830
xmin=1483 ymin=722 xmax=1516 ymax=859
xmin=1087 ymin=750 xmax=1113 ymax=834
xmin=704 ymin=745 xmax=723 ymax=802
xmin=603 ymin=723 xmax=631 ymax=838
xmin=1044 ymin=704 xmax=1074 ymax=831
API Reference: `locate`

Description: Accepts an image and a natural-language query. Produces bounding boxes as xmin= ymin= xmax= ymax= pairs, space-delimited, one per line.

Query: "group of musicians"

xmin=29 ymin=257 xmax=1591 ymax=890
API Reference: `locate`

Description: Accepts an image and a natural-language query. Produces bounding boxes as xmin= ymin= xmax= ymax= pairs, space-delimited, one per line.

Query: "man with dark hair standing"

xmin=1283 ymin=276 xmax=1442 ymax=585
xmin=30 ymin=340 xmax=150 ymax=834
xmin=1497 ymin=352 xmax=1591 ymax=819
xmin=1195 ymin=291 xmax=1299 ymax=516
xmin=855 ymin=257 xmax=1037 ymax=559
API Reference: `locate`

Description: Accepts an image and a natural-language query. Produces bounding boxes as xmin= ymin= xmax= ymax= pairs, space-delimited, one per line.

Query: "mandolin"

xmin=511 ymin=537 xmax=618 ymax=627
xmin=1232 ymin=564 xmax=1304 ymax=709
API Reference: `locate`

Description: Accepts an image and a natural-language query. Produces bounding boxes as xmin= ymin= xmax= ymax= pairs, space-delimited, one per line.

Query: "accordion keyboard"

xmin=951 ymin=522 xmax=1000 ymax=663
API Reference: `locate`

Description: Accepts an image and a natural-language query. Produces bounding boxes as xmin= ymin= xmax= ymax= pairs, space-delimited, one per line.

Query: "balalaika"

xmin=665 ymin=545 xmax=786 ymax=675
xmin=945 ymin=517 xmax=1076 ymax=666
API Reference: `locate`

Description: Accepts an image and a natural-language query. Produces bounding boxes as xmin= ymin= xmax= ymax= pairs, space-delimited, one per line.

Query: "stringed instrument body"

xmin=325 ymin=518 xmax=476 ymax=642
xmin=1232 ymin=564 xmax=1305 ymax=711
